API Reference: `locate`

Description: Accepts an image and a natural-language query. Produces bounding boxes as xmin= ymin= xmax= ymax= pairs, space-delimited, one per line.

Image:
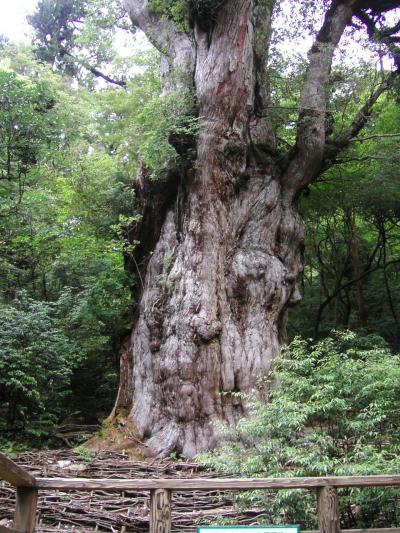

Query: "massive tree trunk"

xmin=114 ymin=0 xmax=400 ymax=457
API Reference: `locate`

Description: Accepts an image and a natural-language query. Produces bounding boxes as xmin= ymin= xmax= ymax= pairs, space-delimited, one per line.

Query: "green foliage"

xmin=288 ymin=84 xmax=400 ymax=347
xmin=0 ymin=293 xmax=79 ymax=430
xmin=28 ymin=0 xmax=133 ymax=86
xmin=149 ymin=0 xmax=227 ymax=31
xmin=0 ymin=45 xmax=134 ymax=439
xmin=74 ymin=445 xmax=95 ymax=462
xmin=95 ymin=54 xmax=198 ymax=178
xmin=28 ymin=0 xmax=88 ymax=74
xmin=0 ymin=69 xmax=57 ymax=215
xmin=201 ymin=331 xmax=400 ymax=528
xmin=150 ymin=0 xmax=189 ymax=29
xmin=133 ymin=90 xmax=198 ymax=176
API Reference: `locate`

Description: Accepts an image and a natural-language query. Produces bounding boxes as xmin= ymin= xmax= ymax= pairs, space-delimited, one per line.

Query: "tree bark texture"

xmin=117 ymin=0 xmax=400 ymax=457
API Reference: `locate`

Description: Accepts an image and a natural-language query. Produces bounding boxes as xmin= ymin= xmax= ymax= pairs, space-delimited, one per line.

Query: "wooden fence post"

xmin=150 ymin=488 xmax=171 ymax=533
xmin=317 ymin=486 xmax=340 ymax=533
xmin=14 ymin=486 xmax=38 ymax=533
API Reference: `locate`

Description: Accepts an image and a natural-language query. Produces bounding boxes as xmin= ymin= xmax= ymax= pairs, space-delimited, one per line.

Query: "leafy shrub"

xmin=200 ymin=331 xmax=400 ymax=528
xmin=0 ymin=292 xmax=80 ymax=434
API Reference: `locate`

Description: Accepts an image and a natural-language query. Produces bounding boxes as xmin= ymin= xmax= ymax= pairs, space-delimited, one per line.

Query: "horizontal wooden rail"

xmin=35 ymin=474 xmax=400 ymax=491
xmin=0 ymin=452 xmax=35 ymax=488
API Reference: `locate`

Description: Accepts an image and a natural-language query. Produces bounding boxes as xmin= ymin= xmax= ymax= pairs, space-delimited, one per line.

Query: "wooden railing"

xmin=1 ymin=451 xmax=400 ymax=533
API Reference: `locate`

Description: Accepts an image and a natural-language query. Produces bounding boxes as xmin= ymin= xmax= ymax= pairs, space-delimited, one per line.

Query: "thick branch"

xmin=333 ymin=155 xmax=389 ymax=164
xmin=83 ymin=64 xmax=126 ymax=88
xmin=124 ymin=0 xmax=180 ymax=54
xmin=124 ymin=0 xmax=195 ymax=91
xmin=62 ymin=50 xmax=126 ymax=87
xmin=282 ymin=0 xmax=357 ymax=197
xmin=356 ymin=7 xmax=400 ymax=67
xmin=253 ymin=0 xmax=275 ymax=113
xmin=380 ymin=20 xmax=400 ymax=38
xmin=355 ymin=0 xmax=400 ymax=15
xmin=324 ymin=74 xmax=395 ymax=165
xmin=349 ymin=132 xmax=400 ymax=142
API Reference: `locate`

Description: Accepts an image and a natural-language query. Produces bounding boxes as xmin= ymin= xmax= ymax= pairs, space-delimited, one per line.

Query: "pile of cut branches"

xmin=0 ymin=450 xmax=268 ymax=532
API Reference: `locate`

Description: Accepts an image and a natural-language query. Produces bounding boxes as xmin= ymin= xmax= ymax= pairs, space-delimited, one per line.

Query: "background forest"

xmin=0 ymin=0 xmax=400 ymax=526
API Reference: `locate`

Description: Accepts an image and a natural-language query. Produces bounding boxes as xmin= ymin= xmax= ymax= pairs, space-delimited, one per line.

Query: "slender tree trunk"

xmin=114 ymin=0 xmax=398 ymax=457
xmin=348 ymin=210 xmax=367 ymax=326
xmin=381 ymin=222 xmax=400 ymax=335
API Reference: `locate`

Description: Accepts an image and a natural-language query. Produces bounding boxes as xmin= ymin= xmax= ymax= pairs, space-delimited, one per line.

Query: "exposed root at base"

xmin=84 ymin=415 xmax=150 ymax=461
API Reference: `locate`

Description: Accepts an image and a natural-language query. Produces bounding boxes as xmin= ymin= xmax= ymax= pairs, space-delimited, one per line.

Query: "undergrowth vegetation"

xmin=200 ymin=331 xmax=400 ymax=528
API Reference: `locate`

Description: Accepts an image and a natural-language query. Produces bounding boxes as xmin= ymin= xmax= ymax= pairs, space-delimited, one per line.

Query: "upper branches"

xmin=356 ymin=0 xmax=400 ymax=14
xmin=324 ymin=72 xmax=395 ymax=166
xmin=28 ymin=0 xmax=130 ymax=87
xmin=281 ymin=0 xmax=357 ymax=198
xmin=355 ymin=3 xmax=400 ymax=68
xmin=124 ymin=0 xmax=182 ymax=54
xmin=123 ymin=0 xmax=195 ymax=91
xmin=282 ymin=0 xmax=400 ymax=200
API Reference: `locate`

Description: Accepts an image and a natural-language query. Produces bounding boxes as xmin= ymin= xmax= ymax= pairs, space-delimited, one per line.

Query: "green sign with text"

xmin=197 ymin=527 xmax=300 ymax=533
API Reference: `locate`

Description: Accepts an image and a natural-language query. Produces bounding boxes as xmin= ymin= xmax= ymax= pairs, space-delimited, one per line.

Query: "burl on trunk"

xmin=113 ymin=0 xmax=399 ymax=457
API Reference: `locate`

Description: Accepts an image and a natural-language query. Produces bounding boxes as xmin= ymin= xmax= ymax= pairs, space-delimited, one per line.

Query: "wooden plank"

xmin=150 ymin=488 xmax=171 ymax=533
xmin=317 ymin=486 xmax=339 ymax=533
xmin=0 ymin=453 xmax=36 ymax=487
xmin=14 ymin=487 xmax=38 ymax=533
xmin=35 ymin=474 xmax=400 ymax=491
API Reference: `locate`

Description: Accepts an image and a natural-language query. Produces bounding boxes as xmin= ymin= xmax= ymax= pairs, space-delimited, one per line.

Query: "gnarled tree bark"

xmin=114 ymin=0 xmax=400 ymax=457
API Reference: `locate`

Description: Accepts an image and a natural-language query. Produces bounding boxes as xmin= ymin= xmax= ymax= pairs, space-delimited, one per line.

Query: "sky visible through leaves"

xmin=0 ymin=0 xmax=38 ymax=42
xmin=2 ymin=0 xmax=397 ymax=72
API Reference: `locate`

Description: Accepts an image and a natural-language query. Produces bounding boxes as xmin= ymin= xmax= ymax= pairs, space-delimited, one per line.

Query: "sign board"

xmin=197 ymin=527 xmax=300 ymax=533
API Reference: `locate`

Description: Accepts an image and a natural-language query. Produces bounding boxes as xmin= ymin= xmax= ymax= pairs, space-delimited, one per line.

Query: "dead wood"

xmin=0 ymin=450 xmax=268 ymax=532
